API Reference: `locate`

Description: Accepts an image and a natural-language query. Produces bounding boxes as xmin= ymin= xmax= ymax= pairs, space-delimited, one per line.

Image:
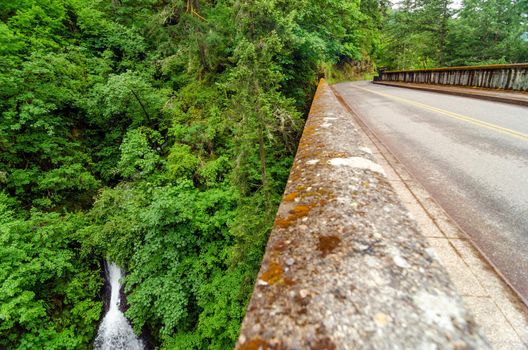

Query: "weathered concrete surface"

xmin=333 ymin=89 xmax=528 ymax=348
xmin=235 ymin=80 xmax=489 ymax=350
xmin=378 ymin=63 xmax=528 ymax=91
xmin=374 ymin=81 xmax=528 ymax=106
xmin=333 ymin=81 xmax=528 ymax=309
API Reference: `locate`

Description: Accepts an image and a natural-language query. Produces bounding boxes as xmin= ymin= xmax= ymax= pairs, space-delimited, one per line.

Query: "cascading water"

xmin=94 ymin=262 xmax=144 ymax=350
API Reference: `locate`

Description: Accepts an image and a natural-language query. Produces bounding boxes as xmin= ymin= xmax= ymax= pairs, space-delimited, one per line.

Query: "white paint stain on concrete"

xmin=359 ymin=147 xmax=373 ymax=154
xmin=413 ymin=291 xmax=465 ymax=333
xmin=393 ymin=254 xmax=411 ymax=269
xmin=307 ymin=159 xmax=320 ymax=165
xmin=329 ymin=157 xmax=386 ymax=176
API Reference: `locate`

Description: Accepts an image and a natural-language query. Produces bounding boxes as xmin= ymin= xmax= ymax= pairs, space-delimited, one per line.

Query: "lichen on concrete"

xmin=235 ymin=79 xmax=489 ymax=350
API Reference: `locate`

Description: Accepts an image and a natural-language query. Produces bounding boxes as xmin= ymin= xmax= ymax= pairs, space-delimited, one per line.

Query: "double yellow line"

xmin=354 ymin=86 xmax=528 ymax=142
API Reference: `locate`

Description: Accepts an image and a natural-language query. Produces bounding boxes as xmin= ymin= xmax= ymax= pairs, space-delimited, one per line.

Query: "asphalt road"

xmin=333 ymin=81 xmax=528 ymax=304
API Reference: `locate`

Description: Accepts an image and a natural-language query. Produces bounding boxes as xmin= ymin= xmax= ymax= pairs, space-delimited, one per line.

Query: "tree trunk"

xmin=438 ymin=0 xmax=449 ymax=65
xmin=253 ymin=80 xmax=270 ymax=206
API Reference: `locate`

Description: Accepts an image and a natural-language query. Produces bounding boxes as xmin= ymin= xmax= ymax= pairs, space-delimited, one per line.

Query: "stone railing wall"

xmin=377 ymin=63 xmax=528 ymax=91
xmin=235 ymin=79 xmax=488 ymax=350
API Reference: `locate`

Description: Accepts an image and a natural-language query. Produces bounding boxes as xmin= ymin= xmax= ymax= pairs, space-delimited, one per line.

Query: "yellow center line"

xmin=354 ymin=85 xmax=528 ymax=142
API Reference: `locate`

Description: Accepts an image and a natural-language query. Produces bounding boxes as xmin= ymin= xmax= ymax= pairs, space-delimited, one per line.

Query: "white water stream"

xmin=94 ymin=262 xmax=144 ymax=350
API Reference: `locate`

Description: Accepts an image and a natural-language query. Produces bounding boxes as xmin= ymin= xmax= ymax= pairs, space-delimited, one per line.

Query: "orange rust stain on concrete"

xmin=238 ymin=337 xmax=268 ymax=350
xmin=301 ymin=124 xmax=318 ymax=138
xmin=310 ymin=337 xmax=336 ymax=350
xmin=261 ymin=262 xmax=284 ymax=285
xmin=283 ymin=192 xmax=298 ymax=202
xmin=271 ymin=240 xmax=287 ymax=252
xmin=275 ymin=203 xmax=315 ymax=229
xmin=301 ymin=188 xmax=333 ymax=198
xmin=283 ymin=277 xmax=296 ymax=286
xmin=326 ymin=151 xmax=349 ymax=158
xmin=275 ymin=217 xmax=292 ymax=229
xmin=275 ymin=187 xmax=336 ymax=229
xmin=317 ymin=235 xmax=341 ymax=257
xmin=290 ymin=204 xmax=311 ymax=218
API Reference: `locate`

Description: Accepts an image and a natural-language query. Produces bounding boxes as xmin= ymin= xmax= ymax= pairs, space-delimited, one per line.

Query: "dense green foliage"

xmin=3 ymin=0 xmax=524 ymax=348
xmin=0 ymin=0 xmax=384 ymax=348
xmin=378 ymin=0 xmax=528 ymax=69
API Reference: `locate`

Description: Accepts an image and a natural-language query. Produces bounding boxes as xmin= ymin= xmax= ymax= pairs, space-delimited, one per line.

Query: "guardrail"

xmin=235 ymin=79 xmax=488 ymax=350
xmin=377 ymin=64 xmax=528 ymax=91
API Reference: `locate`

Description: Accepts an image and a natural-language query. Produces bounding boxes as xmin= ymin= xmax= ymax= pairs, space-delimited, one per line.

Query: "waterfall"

xmin=94 ymin=262 xmax=144 ymax=350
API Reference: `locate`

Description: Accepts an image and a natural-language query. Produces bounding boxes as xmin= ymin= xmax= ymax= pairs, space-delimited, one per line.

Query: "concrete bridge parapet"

xmin=378 ymin=63 xmax=528 ymax=91
xmin=235 ymin=79 xmax=489 ymax=350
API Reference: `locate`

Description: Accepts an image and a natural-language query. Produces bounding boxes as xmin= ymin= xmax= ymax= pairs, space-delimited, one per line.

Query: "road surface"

xmin=333 ymin=81 xmax=528 ymax=304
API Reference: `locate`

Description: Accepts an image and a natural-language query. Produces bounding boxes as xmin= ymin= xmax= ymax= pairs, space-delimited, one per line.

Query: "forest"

xmin=379 ymin=0 xmax=528 ymax=69
xmin=0 ymin=0 xmax=526 ymax=349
